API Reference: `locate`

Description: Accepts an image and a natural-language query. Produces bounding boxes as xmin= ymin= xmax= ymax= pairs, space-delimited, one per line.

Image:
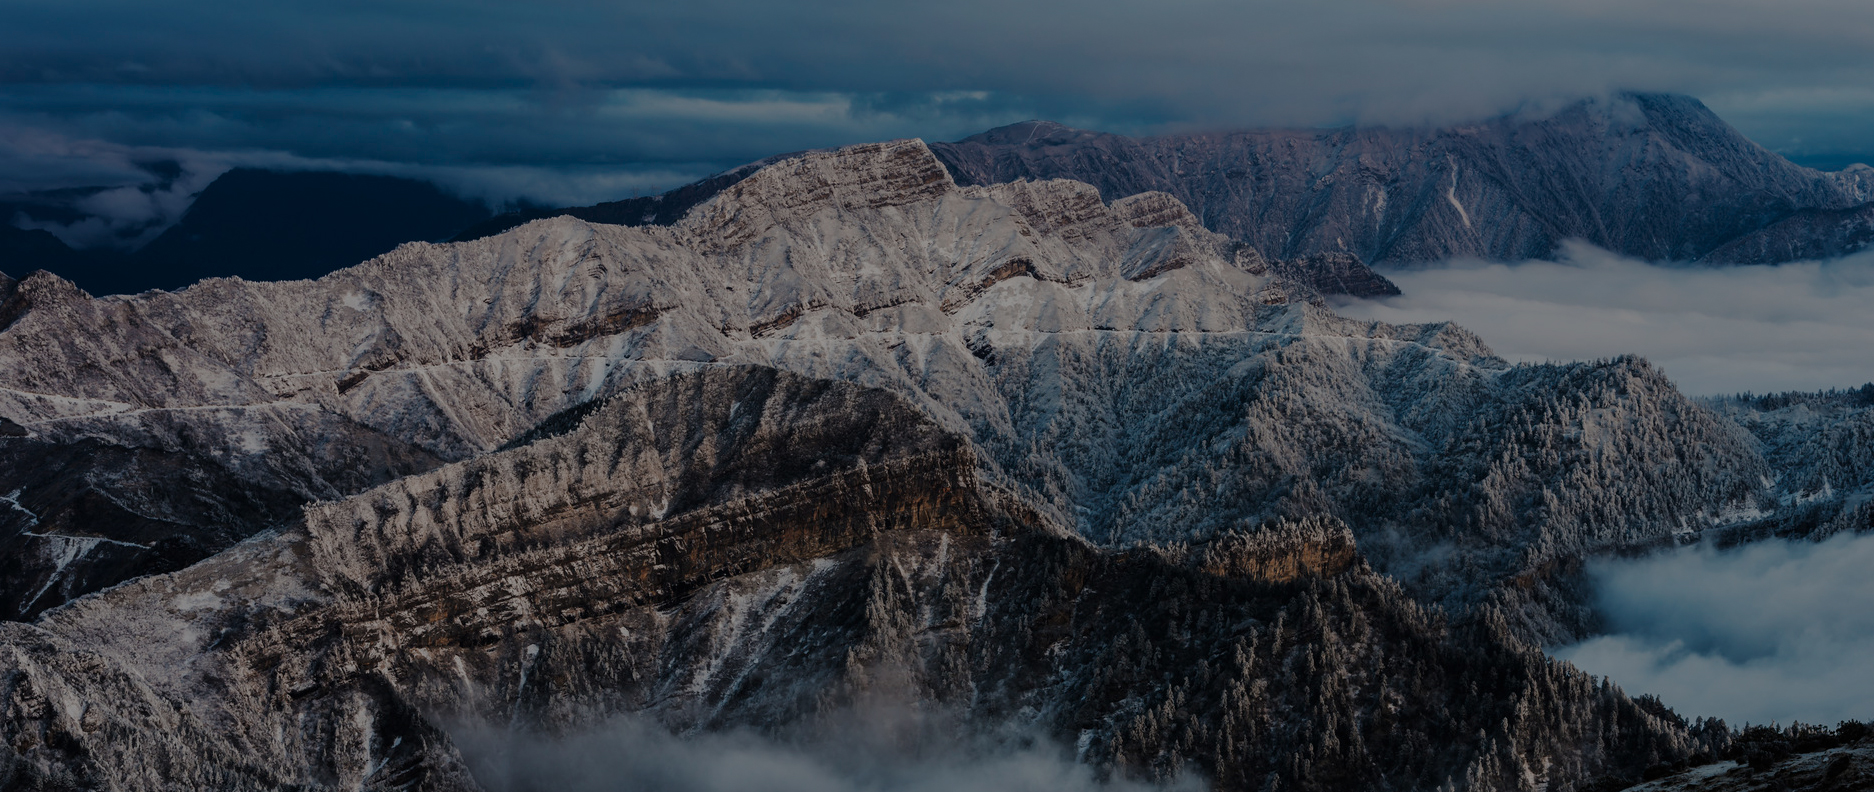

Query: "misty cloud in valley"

xmin=454 ymin=713 xmax=1204 ymax=792
xmin=1553 ymin=531 xmax=1874 ymax=727
xmin=1335 ymin=242 xmax=1874 ymax=395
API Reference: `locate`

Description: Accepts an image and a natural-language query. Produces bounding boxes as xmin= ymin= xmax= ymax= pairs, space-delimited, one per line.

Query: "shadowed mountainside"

xmin=2 ymin=170 xmax=493 ymax=296
xmin=929 ymin=93 xmax=1874 ymax=269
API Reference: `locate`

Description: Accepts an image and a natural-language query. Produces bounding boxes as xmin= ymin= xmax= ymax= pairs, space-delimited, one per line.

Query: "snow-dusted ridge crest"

xmin=0 ymin=135 xmax=1837 ymax=792
xmin=0 ymin=138 xmax=1524 ymax=614
xmin=0 ymin=138 xmax=1798 ymax=631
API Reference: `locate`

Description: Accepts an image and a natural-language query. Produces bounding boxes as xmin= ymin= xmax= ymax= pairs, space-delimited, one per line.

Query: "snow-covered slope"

xmin=0 ymin=140 xmax=1775 ymax=634
xmin=0 ymin=135 xmax=1837 ymax=791
xmin=0 ymin=366 xmax=1714 ymax=791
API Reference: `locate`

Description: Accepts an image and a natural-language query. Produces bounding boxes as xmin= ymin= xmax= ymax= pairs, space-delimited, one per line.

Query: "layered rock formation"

xmin=0 ymin=140 xmax=1776 ymax=634
xmin=0 ymin=367 xmax=1713 ymax=791
xmin=0 ymin=138 xmax=1846 ymax=790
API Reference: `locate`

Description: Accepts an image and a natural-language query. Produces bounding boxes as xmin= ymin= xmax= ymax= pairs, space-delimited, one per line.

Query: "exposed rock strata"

xmin=0 ymin=136 xmax=1846 ymax=790
xmin=0 ymin=139 xmax=1788 ymax=640
xmin=0 ymin=367 xmax=1713 ymax=792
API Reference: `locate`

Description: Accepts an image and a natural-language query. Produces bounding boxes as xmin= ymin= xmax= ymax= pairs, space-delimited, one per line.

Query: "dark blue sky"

xmin=8 ymin=0 xmax=1874 ymax=244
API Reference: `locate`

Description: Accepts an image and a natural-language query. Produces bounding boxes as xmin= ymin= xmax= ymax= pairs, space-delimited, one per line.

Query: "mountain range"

xmin=12 ymin=92 xmax=1874 ymax=303
xmin=1 ymin=137 xmax=1870 ymax=790
xmin=929 ymin=93 xmax=1874 ymax=269
xmin=452 ymin=92 xmax=1874 ymax=297
xmin=2 ymin=170 xmax=494 ymax=296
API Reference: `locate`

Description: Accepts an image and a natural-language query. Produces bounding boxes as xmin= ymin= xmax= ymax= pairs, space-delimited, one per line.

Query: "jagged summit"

xmin=0 ymin=137 xmax=1773 ymax=640
xmin=0 ymin=123 xmax=1859 ymax=792
xmin=0 ymin=138 xmax=1428 ymax=619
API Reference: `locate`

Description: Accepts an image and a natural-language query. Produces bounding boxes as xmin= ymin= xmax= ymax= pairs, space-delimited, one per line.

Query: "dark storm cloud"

xmin=9 ymin=0 xmax=1874 ymax=233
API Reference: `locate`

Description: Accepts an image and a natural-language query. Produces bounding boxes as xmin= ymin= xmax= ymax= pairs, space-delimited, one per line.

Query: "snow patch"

xmin=20 ymin=534 xmax=100 ymax=614
xmin=171 ymin=591 xmax=224 ymax=612
xmin=1 ymin=489 xmax=40 ymax=527
xmin=1445 ymin=167 xmax=1472 ymax=229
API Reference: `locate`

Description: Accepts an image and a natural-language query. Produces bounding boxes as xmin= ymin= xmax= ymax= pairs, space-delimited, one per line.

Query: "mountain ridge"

xmin=930 ymin=93 xmax=1874 ymax=267
xmin=0 ymin=137 xmax=1860 ymax=791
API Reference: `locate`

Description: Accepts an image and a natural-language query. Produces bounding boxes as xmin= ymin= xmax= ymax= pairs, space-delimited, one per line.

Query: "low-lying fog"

xmin=1554 ymin=531 xmax=1874 ymax=727
xmin=1335 ymin=241 xmax=1874 ymax=396
xmin=455 ymin=709 xmax=1206 ymax=792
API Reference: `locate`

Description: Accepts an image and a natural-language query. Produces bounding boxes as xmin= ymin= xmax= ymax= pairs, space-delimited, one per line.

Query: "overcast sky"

xmin=9 ymin=0 xmax=1874 ymax=207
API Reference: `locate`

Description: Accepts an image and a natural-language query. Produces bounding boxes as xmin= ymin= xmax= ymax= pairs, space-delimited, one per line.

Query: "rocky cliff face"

xmin=0 ymin=367 xmax=1713 ymax=792
xmin=0 ymin=138 xmax=1835 ymax=791
xmin=0 ymin=140 xmax=1775 ymax=633
xmin=930 ymin=93 xmax=1874 ymax=269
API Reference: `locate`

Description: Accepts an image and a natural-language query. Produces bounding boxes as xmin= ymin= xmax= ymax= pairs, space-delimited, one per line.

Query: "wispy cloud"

xmin=0 ymin=85 xmax=1055 ymax=247
xmin=1334 ymin=242 xmax=1874 ymax=395
xmin=1553 ymin=531 xmax=1874 ymax=726
xmin=0 ymin=124 xmax=723 ymax=248
xmin=10 ymin=1 xmax=1874 ymax=130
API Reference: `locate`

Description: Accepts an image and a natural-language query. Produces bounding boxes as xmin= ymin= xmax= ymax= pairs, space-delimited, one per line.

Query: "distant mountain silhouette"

xmin=0 ymin=224 xmax=106 ymax=279
xmin=929 ymin=93 xmax=1874 ymax=267
xmin=450 ymin=156 xmax=792 ymax=243
xmin=2 ymin=170 xmax=493 ymax=296
xmin=127 ymin=170 xmax=493 ymax=294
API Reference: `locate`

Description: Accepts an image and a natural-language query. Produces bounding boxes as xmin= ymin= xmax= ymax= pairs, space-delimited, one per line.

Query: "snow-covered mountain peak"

xmin=680 ymin=139 xmax=956 ymax=249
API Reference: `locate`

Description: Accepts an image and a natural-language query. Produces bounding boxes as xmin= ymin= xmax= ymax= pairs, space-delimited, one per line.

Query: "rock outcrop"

xmin=0 ymin=139 xmax=1792 ymax=638
xmin=0 ymin=137 xmax=1846 ymax=791
xmin=0 ymin=367 xmax=1714 ymax=792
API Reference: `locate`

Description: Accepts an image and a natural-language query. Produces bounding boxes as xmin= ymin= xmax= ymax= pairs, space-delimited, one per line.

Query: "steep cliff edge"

xmin=0 ymin=367 xmax=1712 ymax=792
xmin=0 ymin=140 xmax=1783 ymax=643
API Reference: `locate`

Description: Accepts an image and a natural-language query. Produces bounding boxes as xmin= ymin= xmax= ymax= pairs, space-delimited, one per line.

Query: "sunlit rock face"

xmin=0 ymin=138 xmax=1842 ymax=791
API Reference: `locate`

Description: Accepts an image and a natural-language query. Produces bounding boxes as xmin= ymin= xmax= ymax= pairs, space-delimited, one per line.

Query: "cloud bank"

xmin=453 ymin=712 xmax=1202 ymax=792
xmin=0 ymin=125 xmax=720 ymax=249
xmin=1552 ymin=531 xmax=1874 ymax=726
xmin=1334 ymin=242 xmax=1874 ymax=395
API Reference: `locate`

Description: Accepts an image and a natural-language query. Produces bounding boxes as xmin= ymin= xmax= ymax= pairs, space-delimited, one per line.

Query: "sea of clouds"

xmin=1336 ymin=241 xmax=1874 ymax=395
xmin=1552 ymin=531 xmax=1874 ymax=727
xmin=1348 ymin=245 xmax=1874 ymax=729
